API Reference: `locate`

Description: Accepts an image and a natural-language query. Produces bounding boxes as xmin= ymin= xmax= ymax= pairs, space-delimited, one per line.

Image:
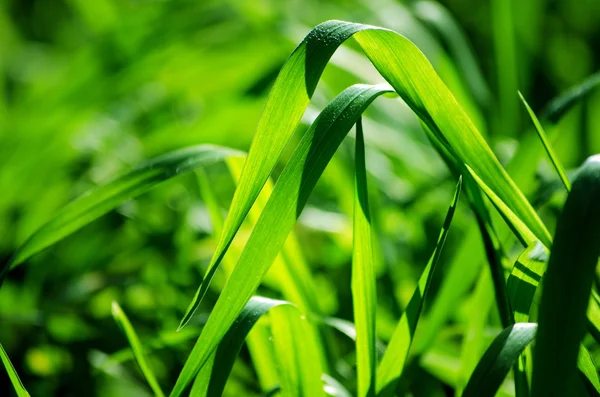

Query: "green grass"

xmin=2 ymin=3 xmax=600 ymax=397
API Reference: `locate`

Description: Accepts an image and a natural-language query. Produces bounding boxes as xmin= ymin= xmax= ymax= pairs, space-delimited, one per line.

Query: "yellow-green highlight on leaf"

xmin=377 ymin=177 xmax=461 ymax=396
xmin=352 ymin=118 xmax=377 ymax=397
xmin=111 ymin=301 xmax=164 ymax=397
xmin=0 ymin=343 xmax=31 ymax=397
xmin=181 ymin=18 xmax=552 ymax=330
xmin=519 ymin=91 xmax=571 ymax=192
xmin=170 ymin=84 xmax=394 ymax=397
xmin=270 ymin=305 xmax=326 ymax=397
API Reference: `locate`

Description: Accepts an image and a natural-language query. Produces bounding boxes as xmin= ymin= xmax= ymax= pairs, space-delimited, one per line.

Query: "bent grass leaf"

xmin=0 ymin=343 xmax=30 ymax=397
xmin=181 ymin=19 xmax=551 ymax=329
xmin=4 ymin=144 xmax=243 ymax=281
xmin=532 ymin=155 xmax=600 ymax=397
xmin=543 ymin=71 xmax=600 ymax=123
xmin=190 ymin=296 xmax=291 ymax=397
xmin=462 ymin=323 xmax=537 ymax=397
xmin=376 ymin=177 xmax=461 ymax=396
xmin=170 ymin=84 xmax=394 ymax=396
xmin=111 ymin=301 xmax=165 ymax=397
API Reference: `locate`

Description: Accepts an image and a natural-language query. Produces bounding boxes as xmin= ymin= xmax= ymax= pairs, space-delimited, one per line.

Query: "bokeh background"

xmin=1 ymin=0 xmax=600 ymax=395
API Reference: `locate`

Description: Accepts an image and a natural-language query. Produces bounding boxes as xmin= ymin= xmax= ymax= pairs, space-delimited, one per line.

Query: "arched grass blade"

xmin=462 ymin=322 xmax=537 ymax=397
xmin=181 ymin=19 xmax=552 ymax=329
xmin=190 ymin=296 xmax=291 ymax=397
xmin=532 ymin=155 xmax=600 ymax=397
xmin=111 ymin=301 xmax=164 ymax=397
xmin=352 ymin=118 xmax=377 ymax=397
xmin=178 ymin=21 xmax=376 ymax=329
xmin=543 ymin=71 xmax=600 ymax=123
xmin=4 ymin=144 xmax=243 ymax=281
xmin=376 ymin=177 xmax=461 ymax=396
xmin=270 ymin=305 xmax=325 ymax=397
xmin=0 ymin=343 xmax=31 ymax=397
xmin=169 ymin=84 xmax=394 ymax=397
xmin=412 ymin=1 xmax=491 ymax=108
xmin=519 ymin=91 xmax=571 ymax=192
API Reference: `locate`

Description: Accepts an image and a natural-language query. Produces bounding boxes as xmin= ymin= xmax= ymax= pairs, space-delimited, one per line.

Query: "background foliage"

xmin=1 ymin=0 xmax=600 ymax=395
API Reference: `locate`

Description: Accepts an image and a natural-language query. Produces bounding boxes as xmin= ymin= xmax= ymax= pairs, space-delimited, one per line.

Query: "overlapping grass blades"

xmin=377 ymin=177 xmax=461 ymax=396
xmin=170 ymin=83 xmax=394 ymax=396
xmin=3 ymin=144 xmax=243 ymax=281
xmin=532 ymin=155 xmax=600 ymax=397
xmin=462 ymin=323 xmax=536 ymax=397
xmin=0 ymin=343 xmax=31 ymax=397
xmin=180 ymin=19 xmax=551 ymax=331
xmin=190 ymin=297 xmax=292 ymax=397
xmin=352 ymin=118 xmax=377 ymax=397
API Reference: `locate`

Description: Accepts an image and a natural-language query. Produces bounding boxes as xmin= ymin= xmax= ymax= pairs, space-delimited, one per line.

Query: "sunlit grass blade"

xmin=507 ymin=241 xmax=547 ymax=323
xmin=462 ymin=322 xmax=537 ymax=397
xmin=270 ymin=305 xmax=325 ymax=397
xmin=190 ymin=296 xmax=290 ymax=397
xmin=412 ymin=0 xmax=491 ymax=108
xmin=182 ymin=18 xmax=552 ymax=329
xmin=169 ymin=84 xmax=394 ymax=397
xmin=178 ymin=21 xmax=377 ymax=328
xmin=111 ymin=301 xmax=164 ymax=397
xmin=376 ymin=177 xmax=461 ymax=396
xmin=519 ymin=91 xmax=571 ymax=192
xmin=0 ymin=342 xmax=31 ymax=397
xmin=532 ymin=155 xmax=600 ymax=397
xmin=352 ymin=118 xmax=377 ymax=397
xmin=4 ymin=144 xmax=243 ymax=281
xmin=578 ymin=344 xmax=600 ymax=395
xmin=542 ymin=71 xmax=600 ymax=123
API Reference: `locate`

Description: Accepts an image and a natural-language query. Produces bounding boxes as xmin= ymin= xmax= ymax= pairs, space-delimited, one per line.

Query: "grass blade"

xmin=270 ymin=305 xmax=325 ymax=397
xmin=519 ymin=91 xmax=571 ymax=192
xmin=352 ymin=118 xmax=377 ymax=397
xmin=376 ymin=177 xmax=461 ymax=396
xmin=4 ymin=144 xmax=242 ymax=281
xmin=111 ymin=301 xmax=165 ymax=397
xmin=190 ymin=296 xmax=291 ymax=397
xmin=178 ymin=21 xmax=376 ymax=328
xmin=181 ymin=19 xmax=552 ymax=329
xmin=169 ymin=84 xmax=394 ymax=397
xmin=532 ymin=155 xmax=600 ymax=397
xmin=0 ymin=343 xmax=31 ymax=397
xmin=542 ymin=71 xmax=600 ymax=123
xmin=462 ymin=323 xmax=537 ymax=397
xmin=507 ymin=241 xmax=547 ymax=323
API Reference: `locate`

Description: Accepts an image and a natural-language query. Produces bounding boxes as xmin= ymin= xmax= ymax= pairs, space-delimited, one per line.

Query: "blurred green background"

xmin=1 ymin=0 xmax=600 ymax=395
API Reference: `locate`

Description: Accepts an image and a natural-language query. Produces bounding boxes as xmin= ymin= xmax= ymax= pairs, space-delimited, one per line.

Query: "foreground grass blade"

xmin=170 ymin=84 xmax=394 ymax=396
xmin=507 ymin=241 xmax=547 ymax=323
xmin=190 ymin=297 xmax=290 ymax=397
xmin=377 ymin=177 xmax=461 ymax=396
xmin=181 ymin=19 xmax=552 ymax=328
xmin=4 ymin=144 xmax=242 ymax=281
xmin=462 ymin=323 xmax=537 ymax=397
xmin=352 ymin=118 xmax=377 ymax=397
xmin=178 ymin=21 xmax=376 ymax=328
xmin=519 ymin=92 xmax=571 ymax=192
xmin=532 ymin=155 xmax=600 ymax=397
xmin=543 ymin=71 xmax=600 ymax=123
xmin=0 ymin=343 xmax=31 ymax=397
xmin=270 ymin=305 xmax=325 ymax=397
xmin=111 ymin=301 xmax=165 ymax=397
